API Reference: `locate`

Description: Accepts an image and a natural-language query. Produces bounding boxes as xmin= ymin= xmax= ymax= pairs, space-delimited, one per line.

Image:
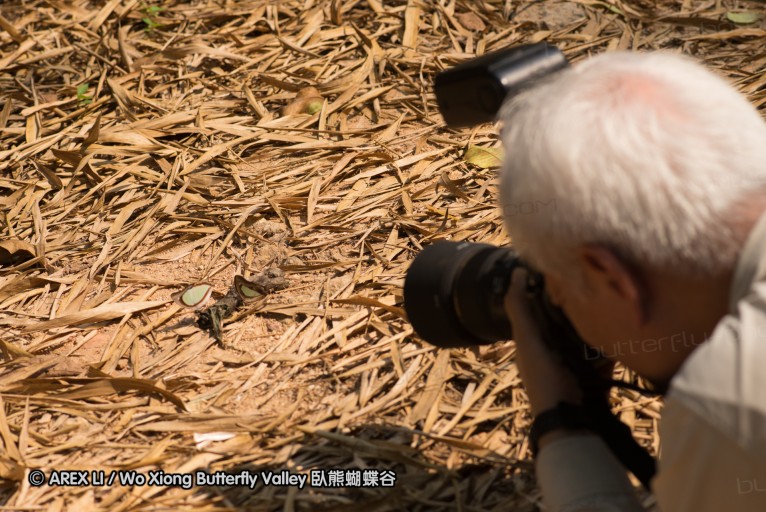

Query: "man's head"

xmin=499 ymin=50 xmax=766 ymax=384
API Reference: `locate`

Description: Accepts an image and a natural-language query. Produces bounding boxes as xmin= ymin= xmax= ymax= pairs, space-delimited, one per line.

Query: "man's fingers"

xmin=505 ymin=266 xmax=528 ymax=311
xmin=505 ymin=266 xmax=545 ymax=345
xmin=511 ymin=266 xmax=528 ymax=294
xmin=502 ymin=265 xmax=585 ymax=412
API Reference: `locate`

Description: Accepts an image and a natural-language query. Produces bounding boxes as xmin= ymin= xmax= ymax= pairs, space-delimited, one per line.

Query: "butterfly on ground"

xmin=233 ymin=274 xmax=265 ymax=302
xmin=171 ymin=283 xmax=214 ymax=310
xmin=173 ymin=270 xmax=284 ymax=311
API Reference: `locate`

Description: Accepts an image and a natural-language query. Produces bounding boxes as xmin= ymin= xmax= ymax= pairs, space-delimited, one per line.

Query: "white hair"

xmin=499 ymin=50 xmax=766 ymax=278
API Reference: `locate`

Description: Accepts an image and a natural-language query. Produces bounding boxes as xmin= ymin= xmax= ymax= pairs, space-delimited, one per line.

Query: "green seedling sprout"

xmin=76 ymin=83 xmax=92 ymax=105
xmin=141 ymin=3 xmax=165 ymax=32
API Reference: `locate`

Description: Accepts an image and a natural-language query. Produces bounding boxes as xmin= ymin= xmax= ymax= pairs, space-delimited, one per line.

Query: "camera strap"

xmin=527 ymin=284 xmax=657 ymax=490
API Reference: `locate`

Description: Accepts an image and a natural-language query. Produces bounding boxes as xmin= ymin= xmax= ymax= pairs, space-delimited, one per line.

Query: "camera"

xmin=402 ymin=241 xmax=602 ymax=379
xmin=404 ymin=43 xmax=582 ymax=358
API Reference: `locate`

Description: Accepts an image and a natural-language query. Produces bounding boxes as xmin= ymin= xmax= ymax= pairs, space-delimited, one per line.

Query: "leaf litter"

xmin=0 ymin=0 xmax=764 ymax=510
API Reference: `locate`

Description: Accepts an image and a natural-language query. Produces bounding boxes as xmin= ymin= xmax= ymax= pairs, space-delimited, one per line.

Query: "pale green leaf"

xmin=726 ymin=11 xmax=761 ymax=25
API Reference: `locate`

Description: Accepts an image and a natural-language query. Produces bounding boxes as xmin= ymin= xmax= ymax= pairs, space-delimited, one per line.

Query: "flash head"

xmin=435 ymin=42 xmax=569 ymax=128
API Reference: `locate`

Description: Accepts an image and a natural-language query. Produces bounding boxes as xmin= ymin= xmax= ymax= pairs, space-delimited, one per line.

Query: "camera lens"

xmin=403 ymin=241 xmax=517 ymax=348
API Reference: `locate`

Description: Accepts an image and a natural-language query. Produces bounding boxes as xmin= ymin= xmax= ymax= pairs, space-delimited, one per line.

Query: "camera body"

xmin=402 ymin=241 xmax=603 ymax=386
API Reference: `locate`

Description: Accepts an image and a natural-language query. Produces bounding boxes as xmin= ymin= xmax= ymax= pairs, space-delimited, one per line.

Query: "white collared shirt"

xmin=535 ymin=212 xmax=766 ymax=511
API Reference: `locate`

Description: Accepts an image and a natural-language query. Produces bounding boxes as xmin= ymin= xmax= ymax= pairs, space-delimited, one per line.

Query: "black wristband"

xmin=529 ymin=401 xmax=594 ymax=457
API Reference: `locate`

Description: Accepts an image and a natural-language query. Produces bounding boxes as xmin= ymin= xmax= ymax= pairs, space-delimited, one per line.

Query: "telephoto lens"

xmin=403 ymin=241 xmax=525 ymax=348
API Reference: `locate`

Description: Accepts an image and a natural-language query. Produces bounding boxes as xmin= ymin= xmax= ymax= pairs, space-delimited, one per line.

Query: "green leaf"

xmin=76 ymin=83 xmax=92 ymax=104
xmin=464 ymin=145 xmax=503 ymax=169
xmin=726 ymin=11 xmax=761 ymax=24
xmin=143 ymin=17 xmax=161 ymax=31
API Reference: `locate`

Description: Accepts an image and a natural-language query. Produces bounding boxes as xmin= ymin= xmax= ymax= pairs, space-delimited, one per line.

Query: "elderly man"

xmin=500 ymin=51 xmax=766 ymax=511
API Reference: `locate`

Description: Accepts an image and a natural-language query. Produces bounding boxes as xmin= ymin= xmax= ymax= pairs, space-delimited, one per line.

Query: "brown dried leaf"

xmin=23 ymin=301 xmax=167 ymax=332
xmin=282 ymin=86 xmax=325 ymax=116
xmin=456 ymin=11 xmax=486 ymax=31
xmin=403 ymin=0 xmax=421 ymax=48
xmin=464 ymin=145 xmax=503 ymax=168
xmin=0 ymin=238 xmax=37 ymax=265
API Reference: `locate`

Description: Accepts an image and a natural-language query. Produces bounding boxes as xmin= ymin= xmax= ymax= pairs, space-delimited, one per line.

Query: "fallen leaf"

xmin=282 ymin=86 xmax=325 ymax=116
xmin=464 ymin=145 xmax=503 ymax=168
xmin=194 ymin=432 xmax=236 ymax=449
xmin=456 ymin=11 xmax=486 ymax=31
xmin=0 ymin=239 xmax=37 ymax=265
xmin=23 ymin=301 xmax=167 ymax=331
xmin=726 ymin=11 xmax=761 ymax=25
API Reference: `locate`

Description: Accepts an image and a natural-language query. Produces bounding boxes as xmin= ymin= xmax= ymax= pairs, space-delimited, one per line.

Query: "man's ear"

xmin=578 ymin=245 xmax=647 ymax=324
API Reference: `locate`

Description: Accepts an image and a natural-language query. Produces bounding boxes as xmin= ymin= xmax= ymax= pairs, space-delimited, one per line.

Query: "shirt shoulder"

xmin=668 ymin=284 xmax=766 ymax=453
xmin=655 ymin=397 xmax=766 ymax=511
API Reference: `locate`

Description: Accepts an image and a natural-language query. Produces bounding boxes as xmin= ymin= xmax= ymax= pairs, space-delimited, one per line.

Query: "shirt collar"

xmin=729 ymin=209 xmax=766 ymax=314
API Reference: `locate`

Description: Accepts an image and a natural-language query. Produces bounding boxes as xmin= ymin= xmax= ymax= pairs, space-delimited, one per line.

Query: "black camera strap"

xmin=583 ymin=395 xmax=657 ymax=489
xmin=526 ymin=281 xmax=657 ymax=490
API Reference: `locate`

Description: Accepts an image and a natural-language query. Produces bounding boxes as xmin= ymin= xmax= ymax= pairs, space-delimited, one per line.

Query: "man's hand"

xmin=505 ymin=267 xmax=584 ymax=417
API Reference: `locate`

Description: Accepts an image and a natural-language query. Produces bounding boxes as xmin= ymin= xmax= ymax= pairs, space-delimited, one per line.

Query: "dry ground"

xmin=1 ymin=0 xmax=764 ymax=510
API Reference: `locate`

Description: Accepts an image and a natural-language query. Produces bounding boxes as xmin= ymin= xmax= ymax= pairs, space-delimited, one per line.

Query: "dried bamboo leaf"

xmin=464 ymin=145 xmax=504 ymax=168
xmin=0 ymin=238 xmax=37 ymax=265
xmin=23 ymin=301 xmax=167 ymax=332
xmin=403 ymin=1 xmax=422 ymax=48
xmin=409 ymin=350 xmax=451 ymax=423
xmin=456 ymin=11 xmax=486 ymax=32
